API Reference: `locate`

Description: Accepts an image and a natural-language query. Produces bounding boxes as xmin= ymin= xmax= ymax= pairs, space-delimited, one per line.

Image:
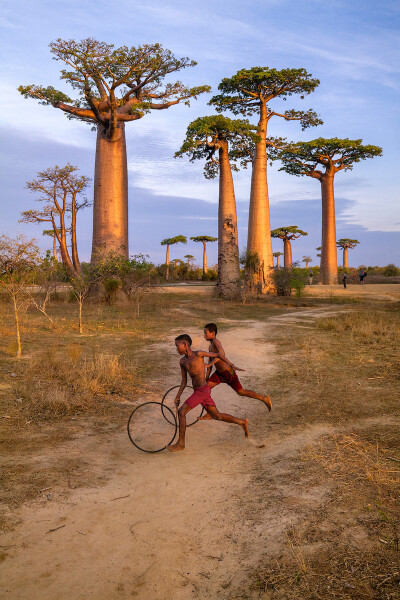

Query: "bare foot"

xmin=242 ymin=419 xmax=249 ymax=438
xmin=263 ymin=396 xmax=272 ymax=412
xmin=167 ymin=443 xmax=185 ymax=452
xmin=198 ymin=414 xmax=212 ymax=421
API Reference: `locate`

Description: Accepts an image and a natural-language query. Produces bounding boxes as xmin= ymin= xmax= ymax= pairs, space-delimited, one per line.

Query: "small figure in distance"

xmin=342 ymin=272 xmax=347 ymax=289
xmin=359 ymin=268 xmax=367 ymax=285
xmin=352 ymin=270 xmax=357 ymax=285
xmin=167 ymin=334 xmax=249 ymax=452
xmin=309 ymin=270 xmax=313 ymax=285
xmin=199 ymin=323 xmax=272 ymax=422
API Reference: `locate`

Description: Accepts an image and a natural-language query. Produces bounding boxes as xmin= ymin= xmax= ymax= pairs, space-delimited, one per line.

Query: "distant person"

xmin=352 ymin=270 xmax=357 ymax=284
xmin=309 ymin=270 xmax=313 ymax=285
xmin=359 ymin=268 xmax=367 ymax=285
xmin=342 ymin=273 xmax=347 ymax=289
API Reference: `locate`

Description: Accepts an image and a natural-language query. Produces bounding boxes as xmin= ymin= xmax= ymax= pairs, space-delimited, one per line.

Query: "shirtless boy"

xmin=167 ymin=334 xmax=249 ymax=452
xmin=202 ymin=323 xmax=272 ymax=416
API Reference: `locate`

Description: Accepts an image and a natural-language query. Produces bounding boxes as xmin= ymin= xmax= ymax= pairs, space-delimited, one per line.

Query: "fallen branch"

xmin=111 ymin=494 xmax=130 ymax=501
xmin=46 ymin=524 xmax=66 ymax=534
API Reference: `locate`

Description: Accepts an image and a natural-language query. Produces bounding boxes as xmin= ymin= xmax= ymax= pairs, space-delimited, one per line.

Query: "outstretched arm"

xmin=198 ymin=351 xmax=244 ymax=371
xmin=175 ymin=365 xmax=188 ymax=406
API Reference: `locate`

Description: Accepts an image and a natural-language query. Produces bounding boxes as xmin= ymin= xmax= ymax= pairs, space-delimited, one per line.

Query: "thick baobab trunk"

xmin=55 ymin=214 xmax=75 ymax=275
xmin=165 ymin=245 xmax=170 ymax=281
xmin=343 ymin=247 xmax=349 ymax=268
xmin=53 ymin=235 xmax=57 ymax=261
xmin=202 ymin=242 xmax=208 ymax=275
xmin=217 ymin=144 xmax=240 ymax=297
xmin=91 ymin=123 xmax=129 ymax=262
xmin=320 ymin=174 xmax=338 ymax=284
xmin=283 ymin=239 xmax=292 ymax=269
xmin=246 ymin=103 xmax=274 ymax=292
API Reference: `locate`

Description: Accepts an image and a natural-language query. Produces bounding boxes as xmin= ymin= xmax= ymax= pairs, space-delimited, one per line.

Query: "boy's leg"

xmin=236 ymin=388 xmax=272 ymax=411
xmin=206 ymin=405 xmax=249 ymax=437
xmin=167 ymin=403 xmax=193 ymax=452
xmin=199 ymin=379 xmax=219 ymax=420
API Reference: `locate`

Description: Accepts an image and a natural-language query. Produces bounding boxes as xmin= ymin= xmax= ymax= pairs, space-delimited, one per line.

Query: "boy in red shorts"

xmin=201 ymin=323 xmax=272 ymax=417
xmin=167 ymin=334 xmax=249 ymax=452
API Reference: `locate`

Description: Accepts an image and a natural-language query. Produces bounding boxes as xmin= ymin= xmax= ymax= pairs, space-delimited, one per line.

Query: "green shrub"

xmin=383 ymin=264 xmax=399 ymax=277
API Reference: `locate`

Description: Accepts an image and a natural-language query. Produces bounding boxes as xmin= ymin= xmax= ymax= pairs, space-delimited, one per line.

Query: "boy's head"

xmin=204 ymin=322 xmax=217 ymax=341
xmin=175 ymin=333 xmax=192 ymax=354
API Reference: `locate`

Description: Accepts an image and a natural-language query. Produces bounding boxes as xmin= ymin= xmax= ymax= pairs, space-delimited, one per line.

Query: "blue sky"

xmin=1 ymin=0 xmax=399 ymax=267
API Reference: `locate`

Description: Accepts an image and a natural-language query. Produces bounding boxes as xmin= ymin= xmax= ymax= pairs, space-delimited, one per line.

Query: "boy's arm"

xmin=175 ymin=364 xmax=188 ymax=406
xmin=206 ymin=339 xmax=224 ymax=378
xmin=198 ymin=350 xmax=244 ymax=372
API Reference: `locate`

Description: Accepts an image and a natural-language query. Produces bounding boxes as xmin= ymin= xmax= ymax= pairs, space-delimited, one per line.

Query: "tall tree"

xmin=161 ymin=236 xmax=187 ymax=281
xmin=19 ymin=38 xmax=210 ymax=261
xmin=176 ymin=115 xmax=258 ymax=296
xmin=273 ymin=251 xmax=283 ymax=269
xmin=274 ymin=138 xmax=382 ymax=284
xmin=337 ymin=238 xmax=360 ymax=268
xmin=184 ymin=254 xmax=195 ymax=269
xmin=210 ymin=67 xmax=322 ymax=292
xmin=271 ymin=226 xmax=308 ymax=269
xmin=190 ymin=235 xmax=217 ymax=275
xmin=20 ymin=164 xmax=90 ymax=276
xmin=302 ymin=256 xmax=312 ymax=269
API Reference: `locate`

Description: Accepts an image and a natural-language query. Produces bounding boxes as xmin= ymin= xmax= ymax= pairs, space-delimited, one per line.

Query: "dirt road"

xmin=0 ymin=313 xmax=334 ymax=599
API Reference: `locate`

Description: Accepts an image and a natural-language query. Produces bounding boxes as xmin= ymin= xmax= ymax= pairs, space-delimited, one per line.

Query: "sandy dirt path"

xmin=0 ymin=312 xmax=336 ymax=599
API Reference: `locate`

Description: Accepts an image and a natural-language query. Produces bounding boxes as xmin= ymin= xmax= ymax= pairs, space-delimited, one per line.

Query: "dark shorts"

xmin=185 ymin=385 xmax=216 ymax=409
xmin=208 ymin=369 xmax=243 ymax=393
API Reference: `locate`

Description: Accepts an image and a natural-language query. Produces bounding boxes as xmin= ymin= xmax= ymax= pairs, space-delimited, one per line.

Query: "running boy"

xmin=167 ymin=334 xmax=249 ymax=452
xmin=202 ymin=323 xmax=272 ymax=413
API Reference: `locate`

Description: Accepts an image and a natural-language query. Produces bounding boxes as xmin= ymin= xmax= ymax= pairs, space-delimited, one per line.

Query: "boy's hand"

xmin=233 ymin=365 xmax=245 ymax=372
xmin=174 ymin=396 xmax=181 ymax=407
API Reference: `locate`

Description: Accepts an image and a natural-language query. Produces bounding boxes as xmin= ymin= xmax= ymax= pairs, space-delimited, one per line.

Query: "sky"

xmin=1 ymin=0 xmax=399 ymax=268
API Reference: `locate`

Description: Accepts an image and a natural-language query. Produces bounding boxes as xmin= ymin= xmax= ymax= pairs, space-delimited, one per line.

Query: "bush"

xmin=383 ymin=264 xmax=399 ymax=277
xmin=202 ymin=269 xmax=218 ymax=281
xmin=273 ymin=268 xmax=307 ymax=297
xmin=103 ymin=278 xmax=121 ymax=302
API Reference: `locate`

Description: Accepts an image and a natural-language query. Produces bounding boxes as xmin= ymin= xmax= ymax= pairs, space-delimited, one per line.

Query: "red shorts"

xmin=208 ymin=369 xmax=243 ymax=392
xmin=185 ymin=385 xmax=216 ymax=409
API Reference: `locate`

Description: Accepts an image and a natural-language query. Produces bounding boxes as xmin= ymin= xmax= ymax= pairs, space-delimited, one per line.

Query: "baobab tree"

xmin=190 ymin=236 xmax=217 ymax=275
xmin=316 ymin=246 xmax=322 ymax=258
xmin=271 ymin=226 xmax=308 ymax=269
xmin=161 ymin=236 xmax=187 ymax=281
xmin=176 ymin=115 xmax=258 ymax=296
xmin=19 ymin=39 xmax=210 ymax=261
xmin=273 ymin=251 xmax=283 ymax=269
xmin=43 ymin=229 xmax=59 ymax=261
xmin=275 ymin=138 xmax=382 ymax=284
xmin=210 ymin=67 xmax=322 ymax=292
xmin=302 ymin=256 xmax=312 ymax=268
xmin=184 ymin=254 xmax=195 ymax=269
xmin=20 ymin=164 xmax=90 ymax=276
xmin=337 ymin=238 xmax=360 ymax=268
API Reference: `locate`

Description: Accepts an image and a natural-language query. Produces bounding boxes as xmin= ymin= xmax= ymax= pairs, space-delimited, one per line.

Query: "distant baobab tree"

xmin=275 ymin=138 xmax=382 ymax=284
xmin=19 ymin=38 xmax=210 ymax=261
xmin=316 ymin=246 xmax=321 ymax=258
xmin=302 ymin=256 xmax=312 ymax=268
xmin=210 ymin=67 xmax=322 ymax=292
xmin=271 ymin=226 xmax=308 ymax=269
xmin=161 ymin=236 xmax=187 ymax=281
xmin=337 ymin=239 xmax=360 ymax=268
xmin=184 ymin=254 xmax=195 ymax=269
xmin=43 ymin=229 xmax=59 ymax=261
xmin=273 ymin=251 xmax=283 ymax=269
xmin=20 ymin=164 xmax=90 ymax=276
xmin=190 ymin=236 xmax=217 ymax=275
xmin=176 ymin=115 xmax=258 ymax=296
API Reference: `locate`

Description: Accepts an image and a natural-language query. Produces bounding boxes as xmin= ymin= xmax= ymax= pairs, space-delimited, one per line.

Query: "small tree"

xmin=271 ymin=226 xmax=308 ymax=269
xmin=160 ymin=236 xmax=187 ymax=281
xmin=0 ymin=235 xmax=41 ymax=356
xmin=28 ymin=251 xmax=61 ymax=324
xmin=337 ymin=238 xmax=360 ymax=268
xmin=273 ymin=251 xmax=283 ymax=269
xmin=184 ymin=254 xmax=195 ymax=269
xmin=21 ymin=164 xmax=90 ymax=275
xmin=383 ymin=264 xmax=399 ymax=277
xmin=190 ymin=235 xmax=217 ymax=275
xmin=43 ymin=229 xmax=60 ymax=260
xmin=316 ymin=246 xmax=322 ymax=258
xmin=302 ymin=256 xmax=312 ymax=269
xmin=274 ymin=138 xmax=382 ymax=284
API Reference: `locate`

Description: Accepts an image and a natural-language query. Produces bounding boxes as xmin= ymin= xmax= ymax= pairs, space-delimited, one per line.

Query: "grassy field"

xmin=1 ymin=290 xmax=399 ymax=598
